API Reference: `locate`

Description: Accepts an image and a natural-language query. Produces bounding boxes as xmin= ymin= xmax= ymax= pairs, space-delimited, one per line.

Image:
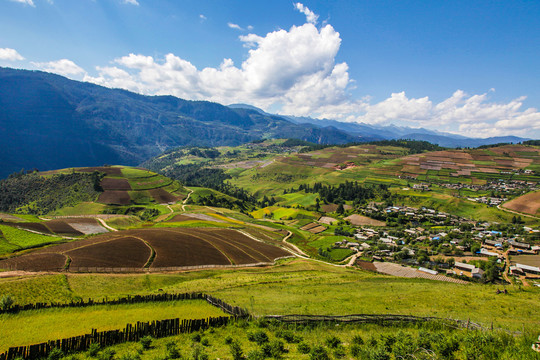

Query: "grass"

xmin=1 ymin=260 xmax=539 ymax=331
xmin=120 ymin=167 xmax=157 ymax=179
xmin=75 ymin=320 xmax=539 ymax=360
xmin=0 ymin=224 xmax=64 ymax=256
xmin=0 ymin=300 xmax=226 ymax=351
xmin=52 ymin=202 xmax=106 ymax=216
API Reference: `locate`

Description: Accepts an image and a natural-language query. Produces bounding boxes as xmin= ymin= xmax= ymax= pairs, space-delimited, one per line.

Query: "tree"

xmin=336 ymin=203 xmax=344 ymax=215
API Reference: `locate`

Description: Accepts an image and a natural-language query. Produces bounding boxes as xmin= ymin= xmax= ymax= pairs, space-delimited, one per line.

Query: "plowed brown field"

xmin=0 ymin=253 xmax=67 ymax=271
xmin=149 ymin=188 xmax=178 ymax=204
xmin=0 ymin=228 xmax=291 ymax=272
xmin=100 ymin=178 xmax=132 ymax=190
xmin=502 ymin=191 xmax=540 ymax=215
xmin=98 ymin=191 xmax=131 ymax=205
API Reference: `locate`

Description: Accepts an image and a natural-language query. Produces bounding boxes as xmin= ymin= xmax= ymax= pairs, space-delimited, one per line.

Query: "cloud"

xmin=294 ymin=3 xmax=318 ymax=24
xmin=9 ymin=0 xmax=35 ymax=6
xmin=0 ymin=48 xmax=25 ymax=61
xmin=199 ymin=14 xmax=207 ymax=21
xmin=227 ymin=23 xmax=244 ymax=31
xmin=123 ymin=0 xmax=139 ymax=5
xmin=80 ymin=4 xmax=540 ymax=138
xmin=32 ymin=59 xmax=86 ymax=77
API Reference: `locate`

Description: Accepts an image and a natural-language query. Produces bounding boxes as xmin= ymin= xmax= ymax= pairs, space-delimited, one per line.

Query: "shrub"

xmin=310 ymin=345 xmax=330 ymax=360
xmin=333 ymin=345 xmax=346 ymax=359
xmin=350 ymin=344 xmax=362 ymax=358
xmin=297 ymin=342 xmax=311 ymax=354
xmin=247 ymin=330 xmax=269 ymax=345
xmin=140 ymin=336 xmax=153 ymax=350
xmin=201 ymin=338 xmax=209 ymax=347
xmin=47 ymin=348 xmax=63 ymax=360
xmin=325 ymin=335 xmax=342 ymax=348
xmin=224 ymin=336 xmax=234 ymax=345
xmin=275 ymin=329 xmax=302 ymax=343
xmin=351 ymin=335 xmax=364 ymax=345
xmin=268 ymin=339 xmax=286 ymax=358
xmin=98 ymin=349 xmax=116 ymax=360
xmin=229 ymin=340 xmax=244 ymax=360
xmin=88 ymin=343 xmax=100 ymax=357
xmin=190 ymin=344 xmax=208 ymax=360
xmin=118 ymin=353 xmax=141 ymax=360
xmin=166 ymin=341 xmax=181 ymax=359
xmin=246 ymin=349 xmax=265 ymax=360
xmin=0 ymin=294 xmax=14 ymax=311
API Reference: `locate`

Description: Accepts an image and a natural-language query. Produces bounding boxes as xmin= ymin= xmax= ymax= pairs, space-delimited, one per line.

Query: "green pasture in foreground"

xmin=73 ymin=320 xmax=539 ymax=360
xmin=0 ymin=300 xmax=226 ymax=351
xmin=1 ymin=260 xmax=538 ymax=331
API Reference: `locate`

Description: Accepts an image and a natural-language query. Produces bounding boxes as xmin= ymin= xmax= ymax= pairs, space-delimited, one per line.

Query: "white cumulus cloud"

xmin=0 ymin=48 xmax=25 ymax=61
xmin=79 ymin=4 xmax=540 ymax=138
xmin=32 ymin=59 xmax=86 ymax=77
xmin=294 ymin=3 xmax=319 ymax=24
xmin=123 ymin=0 xmax=139 ymax=5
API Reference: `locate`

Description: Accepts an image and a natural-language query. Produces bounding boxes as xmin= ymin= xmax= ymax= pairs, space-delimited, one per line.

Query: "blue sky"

xmin=1 ymin=0 xmax=539 ymax=138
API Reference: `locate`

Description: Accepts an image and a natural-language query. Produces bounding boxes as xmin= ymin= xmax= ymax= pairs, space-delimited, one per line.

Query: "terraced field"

xmin=0 ymin=228 xmax=291 ymax=272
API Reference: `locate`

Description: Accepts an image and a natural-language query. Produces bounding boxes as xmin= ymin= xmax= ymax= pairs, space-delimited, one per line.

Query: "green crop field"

xmin=0 ymin=224 xmax=64 ymax=256
xmin=0 ymin=300 xmax=226 ymax=351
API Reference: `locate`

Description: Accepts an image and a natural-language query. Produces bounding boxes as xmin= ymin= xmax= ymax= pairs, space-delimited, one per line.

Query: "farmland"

xmin=502 ymin=190 xmax=540 ymax=216
xmin=0 ymin=228 xmax=291 ymax=271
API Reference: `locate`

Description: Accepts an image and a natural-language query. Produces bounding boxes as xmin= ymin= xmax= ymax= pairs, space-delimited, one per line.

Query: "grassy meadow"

xmin=1 ymin=259 xmax=539 ymax=332
xmin=0 ymin=300 xmax=226 ymax=351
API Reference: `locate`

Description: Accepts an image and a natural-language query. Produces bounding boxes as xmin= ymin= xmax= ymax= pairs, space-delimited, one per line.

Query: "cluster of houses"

xmin=467 ymin=196 xmax=507 ymax=205
xmin=441 ymin=179 xmax=538 ymax=194
xmin=361 ymin=204 xmax=466 ymax=227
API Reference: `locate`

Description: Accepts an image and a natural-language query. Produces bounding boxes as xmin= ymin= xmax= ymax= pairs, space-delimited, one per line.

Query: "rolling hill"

xmin=0 ymin=67 xmax=364 ymax=178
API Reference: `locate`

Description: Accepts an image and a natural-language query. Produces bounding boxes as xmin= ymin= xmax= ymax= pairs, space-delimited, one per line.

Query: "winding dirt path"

xmin=182 ymin=188 xmax=194 ymax=212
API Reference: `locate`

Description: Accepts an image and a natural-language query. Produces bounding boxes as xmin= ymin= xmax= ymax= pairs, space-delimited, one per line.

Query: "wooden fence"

xmin=263 ymin=314 xmax=484 ymax=330
xmin=0 ymin=292 xmax=249 ymax=318
xmin=0 ymin=316 xmax=231 ymax=360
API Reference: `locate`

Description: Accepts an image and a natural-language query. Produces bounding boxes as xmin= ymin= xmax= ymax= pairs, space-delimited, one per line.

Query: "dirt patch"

xmin=100 ymin=178 xmax=132 ymax=191
xmin=63 ymin=218 xmax=108 ymax=235
xmin=166 ymin=214 xmax=196 ymax=222
xmin=10 ymin=222 xmax=53 ymax=234
xmin=44 ymin=220 xmax=84 ymax=236
xmin=67 ymin=237 xmax=150 ymax=268
xmin=345 ymin=214 xmax=386 ymax=226
xmin=0 ymin=253 xmax=67 ymax=271
xmin=149 ymin=188 xmax=177 ymax=204
xmin=98 ymin=191 xmax=131 ymax=205
xmin=503 ymin=191 xmax=540 ymax=215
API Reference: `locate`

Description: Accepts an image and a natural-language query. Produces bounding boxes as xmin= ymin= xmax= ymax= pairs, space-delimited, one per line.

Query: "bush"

xmin=190 ymin=344 xmax=208 ymax=360
xmin=47 ymin=348 xmax=63 ymax=360
xmin=140 ymin=336 xmax=153 ymax=350
xmin=246 ymin=349 xmax=265 ymax=360
xmin=325 ymin=335 xmax=342 ymax=348
xmin=88 ymin=343 xmax=100 ymax=357
xmin=191 ymin=333 xmax=201 ymax=343
xmin=275 ymin=329 xmax=302 ymax=343
xmin=310 ymin=345 xmax=330 ymax=360
xmin=166 ymin=341 xmax=181 ymax=359
xmin=0 ymin=294 xmax=14 ymax=311
xmin=118 ymin=353 xmax=141 ymax=360
xmin=224 ymin=336 xmax=234 ymax=344
xmin=350 ymin=344 xmax=362 ymax=358
xmin=229 ymin=340 xmax=244 ymax=360
xmin=351 ymin=335 xmax=364 ymax=345
xmin=98 ymin=349 xmax=116 ymax=360
xmin=297 ymin=342 xmax=311 ymax=354
xmin=247 ymin=330 xmax=269 ymax=345
xmin=201 ymin=338 xmax=209 ymax=347
xmin=333 ymin=345 xmax=346 ymax=358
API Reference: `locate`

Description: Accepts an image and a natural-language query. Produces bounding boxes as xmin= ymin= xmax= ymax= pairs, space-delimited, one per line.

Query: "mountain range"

xmin=0 ymin=67 xmax=530 ymax=178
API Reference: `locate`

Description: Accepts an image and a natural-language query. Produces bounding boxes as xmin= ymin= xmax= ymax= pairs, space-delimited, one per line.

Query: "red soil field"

xmin=149 ymin=188 xmax=177 ymax=204
xmin=67 ymin=237 xmax=151 ymax=268
xmin=502 ymin=191 xmax=540 ymax=215
xmin=0 ymin=253 xmax=67 ymax=271
xmin=0 ymin=228 xmax=291 ymax=272
xmin=98 ymin=191 xmax=131 ymax=205
xmin=100 ymin=178 xmax=132 ymax=190
xmin=44 ymin=220 xmax=84 ymax=235
xmin=166 ymin=214 xmax=195 ymax=222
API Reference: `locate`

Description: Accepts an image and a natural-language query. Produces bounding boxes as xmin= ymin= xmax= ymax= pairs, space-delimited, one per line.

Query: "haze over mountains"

xmin=0 ymin=67 xmax=529 ymax=178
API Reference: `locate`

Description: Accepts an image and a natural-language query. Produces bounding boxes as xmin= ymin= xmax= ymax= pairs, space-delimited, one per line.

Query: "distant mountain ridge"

xmin=228 ymin=104 xmax=530 ymax=148
xmin=0 ymin=67 xmax=370 ymax=178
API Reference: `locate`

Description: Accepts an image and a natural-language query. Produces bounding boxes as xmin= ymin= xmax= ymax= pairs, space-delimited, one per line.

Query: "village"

xmin=323 ymin=203 xmax=540 ymax=286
